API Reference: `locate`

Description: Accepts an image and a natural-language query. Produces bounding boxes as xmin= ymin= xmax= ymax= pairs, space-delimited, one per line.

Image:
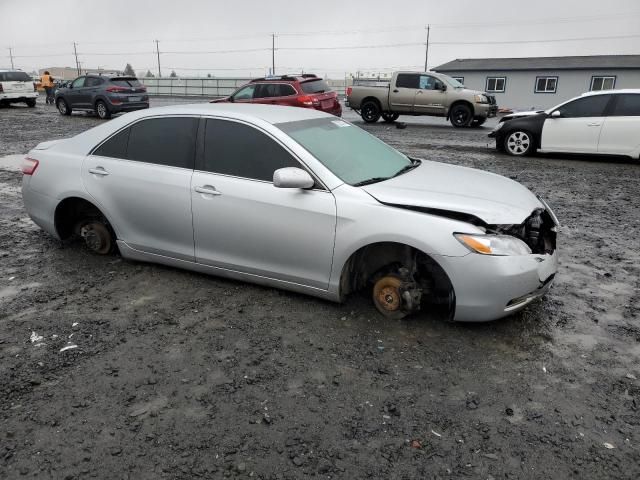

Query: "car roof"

xmin=581 ymin=89 xmax=640 ymax=97
xmin=122 ymin=103 xmax=332 ymax=125
xmin=250 ymin=74 xmax=320 ymax=83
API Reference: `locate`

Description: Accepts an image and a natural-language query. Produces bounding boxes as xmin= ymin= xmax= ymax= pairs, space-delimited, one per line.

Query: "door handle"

xmin=194 ymin=186 xmax=221 ymax=196
xmin=587 ymin=122 xmax=601 ymax=127
xmin=416 ymin=91 xmax=423 ymax=95
xmin=88 ymin=167 xmax=109 ymax=176
xmin=392 ymin=89 xmax=399 ymax=93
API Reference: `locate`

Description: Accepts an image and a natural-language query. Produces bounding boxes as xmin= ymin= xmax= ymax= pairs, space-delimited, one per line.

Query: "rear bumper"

xmin=0 ymin=92 xmax=38 ymax=101
xmin=108 ymin=101 xmax=149 ymax=113
xmin=21 ymin=178 xmax=59 ymax=238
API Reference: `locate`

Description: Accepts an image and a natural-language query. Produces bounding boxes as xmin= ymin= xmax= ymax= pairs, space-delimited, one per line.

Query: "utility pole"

xmin=8 ymin=48 xmax=14 ymax=69
xmin=73 ymin=42 xmax=80 ymax=75
xmin=424 ymin=25 xmax=430 ymax=72
xmin=155 ymin=40 xmax=161 ymax=77
xmin=271 ymin=33 xmax=275 ymax=75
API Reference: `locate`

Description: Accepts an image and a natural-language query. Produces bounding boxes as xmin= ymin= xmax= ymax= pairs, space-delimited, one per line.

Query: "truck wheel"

xmin=361 ymin=101 xmax=381 ymax=123
xmin=450 ymin=104 xmax=472 ymax=127
xmin=382 ymin=112 xmax=399 ymax=123
xmin=471 ymin=117 xmax=487 ymax=127
xmin=26 ymin=99 xmax=36 ymax=108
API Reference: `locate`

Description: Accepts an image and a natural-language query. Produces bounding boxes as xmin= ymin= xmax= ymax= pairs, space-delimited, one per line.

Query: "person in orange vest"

xmin=40 ymin=71 xmax=55 ymax=104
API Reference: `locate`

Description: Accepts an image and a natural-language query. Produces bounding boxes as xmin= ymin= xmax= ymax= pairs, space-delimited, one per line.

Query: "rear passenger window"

xmin=93 ymin=128 xmax=130 ymax=158
xmin=277 ymin=84 xmax=296 ymax=96
xmin=203 ymin=119 xmax=299 ymax=181
xmin=127 ymin=117 xmax=198 ymax=168
xmin=611 ymin=94 xmax=640 ymax=116
xmin=396 ymin=74 xmax=419 ymax=89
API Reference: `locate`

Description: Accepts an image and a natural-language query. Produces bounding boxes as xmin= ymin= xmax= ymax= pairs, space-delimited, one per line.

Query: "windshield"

xmin=442 ymin=75 xmax=464 ymax=88
xmin=110 ymin=78 xmax=142 ymax=87
xmin=277 ymin=118 xmax=411 ymax=185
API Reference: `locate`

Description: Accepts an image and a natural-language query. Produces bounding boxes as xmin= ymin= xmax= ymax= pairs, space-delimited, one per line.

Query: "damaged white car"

xmin=22 ymin=104 xmax=558 ymax=321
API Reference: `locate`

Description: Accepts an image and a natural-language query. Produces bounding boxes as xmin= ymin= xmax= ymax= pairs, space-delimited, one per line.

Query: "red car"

xmin=211 ymin=74 xmax=342 ymax=116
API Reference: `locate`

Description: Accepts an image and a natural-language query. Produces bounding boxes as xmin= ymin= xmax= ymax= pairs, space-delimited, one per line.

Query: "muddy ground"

xmin=0 ymin=98 xmax=639 ymax=479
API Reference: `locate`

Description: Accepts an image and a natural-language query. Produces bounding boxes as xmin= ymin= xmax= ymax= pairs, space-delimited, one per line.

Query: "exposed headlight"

xmin=474 ymin=94 xmax=489 ymax=104
xmin=455 ymin=233 xmax=532 ymax=256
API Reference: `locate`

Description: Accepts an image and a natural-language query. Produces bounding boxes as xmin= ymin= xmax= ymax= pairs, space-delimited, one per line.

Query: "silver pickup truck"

xmin=346 ymin=71 xmax=498 ymax=127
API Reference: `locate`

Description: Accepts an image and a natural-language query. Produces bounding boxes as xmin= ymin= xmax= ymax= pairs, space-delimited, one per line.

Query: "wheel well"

xmin=447 ymin=100 xmax=474 ymax=120
xmin=361 ymin=96 xmax=382 ymax=110
xmin=54 ymin=197 xmax=108 ymax=240
xmin=339 ymin=241 xmax=455 ymax=317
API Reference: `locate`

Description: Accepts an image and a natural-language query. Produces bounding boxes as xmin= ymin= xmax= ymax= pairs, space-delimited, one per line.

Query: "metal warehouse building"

xmin=433 ymin=55 xmax=640 ymax=111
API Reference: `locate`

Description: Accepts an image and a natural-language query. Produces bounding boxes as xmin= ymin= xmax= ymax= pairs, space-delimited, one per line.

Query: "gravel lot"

xmin=1 ymin=97 xmax=639 ymax=479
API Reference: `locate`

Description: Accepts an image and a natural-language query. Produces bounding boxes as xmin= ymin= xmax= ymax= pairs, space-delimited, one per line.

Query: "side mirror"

xmin=440 ymin=83 xmax=447 ymax=91
xmin=228 ymin=95 xmax=234 ymax=102
xmin=273 ymin=167 xmax=314 ymax=189
xmin=550 ymin=110 xmax=561 ymax=118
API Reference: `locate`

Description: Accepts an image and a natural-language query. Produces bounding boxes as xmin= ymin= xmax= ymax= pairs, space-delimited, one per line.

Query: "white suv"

xmin=0 ymin=69 xmax=39 ymax=107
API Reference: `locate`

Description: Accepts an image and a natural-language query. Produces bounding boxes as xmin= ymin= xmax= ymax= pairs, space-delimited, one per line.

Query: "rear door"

xmin=191 ymin=118 xmax=336 ymax=288
xmin=541 ymin=94 xmax=613 ymax=153
xmin=83 ymin=116 xmax=198 ymax=260
xmin=598 ymin=93 xmax=640 ymax=156
xmin=0 ymin=71 xmax=32 ymax=95
xmin=390 ymin=74 xmax=419 ymax=113
xmin=413 ymin=74 xmax=447 ymax=115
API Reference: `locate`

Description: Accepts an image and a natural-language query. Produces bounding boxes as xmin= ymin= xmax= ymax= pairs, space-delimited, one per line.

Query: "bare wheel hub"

xmin=80 ymin=222 xmax=112 ymax=255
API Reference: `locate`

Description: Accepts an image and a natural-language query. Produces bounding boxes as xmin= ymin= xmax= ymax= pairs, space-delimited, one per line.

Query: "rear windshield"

xmin=300 ymin=79 xmax=331 ymax=94
xmin=0 ymin=71 xmax=31 ymax=82
xmin=110 ymin=78 xmax=142 ymax=87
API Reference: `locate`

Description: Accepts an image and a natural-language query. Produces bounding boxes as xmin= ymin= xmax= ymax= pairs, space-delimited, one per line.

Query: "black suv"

xmin=55 ymin=75 xmax=149 ymax=119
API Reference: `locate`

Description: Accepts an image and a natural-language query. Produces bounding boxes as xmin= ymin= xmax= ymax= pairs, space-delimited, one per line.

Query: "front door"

xmin=541 ymin=94 xmax=613 ymax=153
xmin=83 ymin=116 xmax=198 ymax=260
xmin=67 ymin=76 xmax=87 ymax=107
xmin=413 ymin=74 xmax=447 ymax=115
xmin=191 ymin=118 xmax=336 ymax=289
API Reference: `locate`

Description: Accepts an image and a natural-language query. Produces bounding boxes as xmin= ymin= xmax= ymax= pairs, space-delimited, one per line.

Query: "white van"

xmin=0 ymin=70 xmax=39 ymax=107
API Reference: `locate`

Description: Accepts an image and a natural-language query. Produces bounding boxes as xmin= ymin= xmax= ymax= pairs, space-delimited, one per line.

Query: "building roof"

xmin=433 ymin=55 xmax=640 ymax=72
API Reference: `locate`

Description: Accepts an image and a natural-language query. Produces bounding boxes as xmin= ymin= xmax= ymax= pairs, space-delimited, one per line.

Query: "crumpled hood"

xmin=362 ymin=160 xmax=543 ymax=225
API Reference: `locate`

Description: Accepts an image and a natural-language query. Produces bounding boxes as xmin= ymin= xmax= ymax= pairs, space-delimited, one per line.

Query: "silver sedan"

xmin=21 ymin=104 xmax=558 ymax=321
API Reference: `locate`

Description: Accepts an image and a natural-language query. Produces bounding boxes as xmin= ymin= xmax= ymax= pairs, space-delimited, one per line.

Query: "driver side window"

xmin=557 ymin=95 xmax=611 ymax=118
xmin=202 ymin=119 xmax=300 ymax=182
xmin=72 ymin=77 xmax=85 ymax=88
xmin=419 ymin=75 xmax=435 ymax=90
xmin=233 ymin=85 xmax=255 ymax=101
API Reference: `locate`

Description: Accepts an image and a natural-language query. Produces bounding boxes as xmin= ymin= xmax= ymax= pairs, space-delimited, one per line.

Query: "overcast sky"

xmin=1 ymin=0 xmax=639 ymax=78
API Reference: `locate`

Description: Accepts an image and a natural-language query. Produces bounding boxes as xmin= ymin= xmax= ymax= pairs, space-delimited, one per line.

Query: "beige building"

xmin=38 ymin=67 xmax=121 ymax=80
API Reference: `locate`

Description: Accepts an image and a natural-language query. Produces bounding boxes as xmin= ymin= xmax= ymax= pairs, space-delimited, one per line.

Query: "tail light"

xmin=346 ymin=86 xmax=352 ymax=97
xmin=298 ymin=95 xmax=320 ymax=107
xmin=21 ymin=157 xmax=39 ymax=175
xmin=139 ymin=86 xmax=147 ymax=92
xmin=106 ymin=86 xmax=128 ymax=93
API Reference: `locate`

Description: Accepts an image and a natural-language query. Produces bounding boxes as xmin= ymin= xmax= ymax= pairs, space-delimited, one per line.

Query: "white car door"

xmin=541 ymin=94 xmax=613 ymax=154
xmin=191 ymin=118 xmax=336 ymax=289
xmin=83 ymin=116 xmax=198 ymax=261
xmin=597 ymin=93 xmax=640 ymax=156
